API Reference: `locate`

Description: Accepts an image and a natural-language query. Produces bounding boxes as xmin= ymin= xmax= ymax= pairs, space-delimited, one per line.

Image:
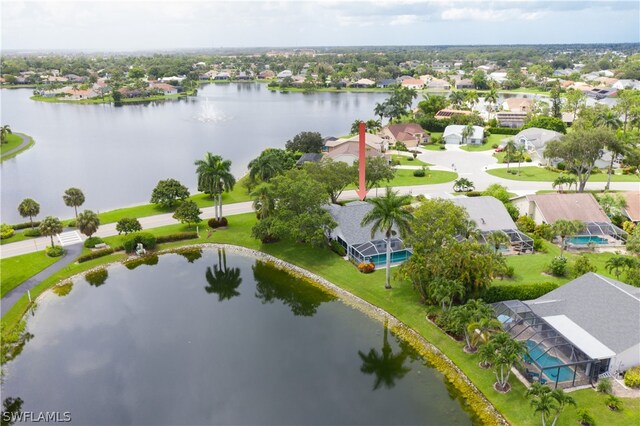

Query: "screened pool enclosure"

xmin=494 ymin=300 xmax=611 ymax=389
xmin=335 ymin=236 xmax=412 ymax=267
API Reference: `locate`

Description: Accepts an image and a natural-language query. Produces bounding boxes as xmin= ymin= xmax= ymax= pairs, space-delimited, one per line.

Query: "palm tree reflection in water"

xmin=204 ymin=249 xmax=242 ymax=301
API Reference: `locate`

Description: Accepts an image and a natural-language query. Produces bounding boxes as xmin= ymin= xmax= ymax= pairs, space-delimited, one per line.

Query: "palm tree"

xmin=0 ymin=124 xmax=12 ymax=143
xmin=467 ymin=317 xmax=503 ymax=351
xmin=247 ymin=149 xmax=292 ymax=184
xmin=477 ymin=341 xmax=495 ymax=369
xmin=450 ymin=299 xmax=494 ymax=352
xmin=603 ymin=136 xmax=627 ymax=191
xmin=551 ymin=174 xmax=576 ymax=193
xmin=39 ymin=216 xmax=63 ymax=248
xmin=594 ymin=109 xmax=622 ymax=130
xmin=526 ymin=382 xmax=556 ymax=426
xmin=504 ymin=139 xmax=517 ymax=172
xmin=62 ymin=187 xmax=85 ymax=221
xmin=365 ymin=119 xmax=381 ymax=133
xmin=374 ymin=102 xmax=386 ymax=123
xmin=552 ymin=219 xmax=584 ymax=257
xmin=516 ymin=144 xmax=526 ymax=175
xmin=549 ymin=388 xmax=576 ymax=426
xmin=194 ymin=152 xmax=236 ymax=221
xmin=204 ymin=249 xmax=242 ymax=301
xmin=453 ymin=177 xmax=475 ymax=192
xmin=449 ymin=90 xmax=466 ymax=110
xmin=361 ymin=187 xmax=413 ymax=289
xmin=251 ymin=184 xmax=275 ymax=220
xmin=461 ymin=123 xmax=474 ymax=145
xmin=486 ymin=230 xmax=510 ymax=253
xmin=465 ymin=90 xmax=480 ymax=110
xmin=484 ymin=88 xmax=499 ymax=121
xmin=606 ymin=255 xmax=628 ymax=279
xmin=358 ymin=318 xmax=411 ymax=390
xmin=17 ymin=198 xmax=40 ymax=229
xmin=430 ymin=277 xmax=465 ymax=310
xmin=350 ymin=119 xmax=363 ymax=135
xmin=490 ymin=332 xmax=526 ymax=392
xmin=76 ymin=210 xmax=100 ymax=237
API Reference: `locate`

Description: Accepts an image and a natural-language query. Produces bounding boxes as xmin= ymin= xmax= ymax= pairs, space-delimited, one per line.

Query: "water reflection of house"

xmin=326 ymin=201 xmax=412 ymax=267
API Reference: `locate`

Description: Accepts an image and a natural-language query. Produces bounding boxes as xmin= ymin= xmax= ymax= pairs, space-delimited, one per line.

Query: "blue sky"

xmin=2 ymin=1 xmax=639 ymax=51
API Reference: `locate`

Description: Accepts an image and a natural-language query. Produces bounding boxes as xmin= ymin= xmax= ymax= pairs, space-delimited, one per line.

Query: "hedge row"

xmin=481 ymin=282 xmax=559 ymax=303
xmin=77 ymin=248 xmax=115 ymax=263
xmin=11 ymin=221 xmax=41 ymax=230
xmin=156 ymin=232 xmax=199 ymax=244
xmin=486 ymin=127 xmax=520 ymax=135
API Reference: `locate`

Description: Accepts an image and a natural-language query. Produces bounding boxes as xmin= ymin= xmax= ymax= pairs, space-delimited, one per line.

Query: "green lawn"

xmin=31 ymin=92 xmax=192 ymax=105
xmin=95 ymin=180 xmax=253 ymax=225
xmin=1 ymin=132 xmax=35 ymax=161
xmin=347 ymin=169 xmax=457 ymax=190
xmin=421 ymin=143 xmax=446 ymax=151
xmin=460 ymin=134 xmax=505 ymax=152
xmin=1 ymin=251 xmax=60 ymax=298
xmin=2 ymin=213 xmax=637 ymax=426
xmin=391 ymin=154 xmax=431 ymax=166
xmin=487 ymin=166 xmax=640 ymax=182
xmin=0 ymin=230 xmax=33 ymax=246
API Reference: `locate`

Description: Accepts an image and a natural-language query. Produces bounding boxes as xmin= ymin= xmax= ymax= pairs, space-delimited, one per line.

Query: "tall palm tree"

xmin=0 ymin=124 xmax=12 ymax=143
xmin=526 ymin=383 xmax=556 ymax=426
xmin=484 ymin=88 xmax=499 ymax=121
xmin=365 ymin=119 xmax=381 ymax=134
xmin=549 ymin=388 xmax=576 ymax=426
xmin=552 ymin=219 xmax=584 ymax=257
xmin=461 ymin=123 xmax=474 ymax=145
xmin=204 ymin=249 xmax=242 ymax=301
xmin=602 ymin=136 xmax=627 ymax=191
xmin=350 ymin=119 xmax=363 ymax=135
xmin=465 ymin=90 xmax=480 ymax=110
xmin=251 ymin=184 xmax=275 ymax=220
xmin=374 ymin=102 xmax=386 ymax=123
xmin=62 ymin=187 xmax=85 ymax=221
xmin=247 ymin=149 xmax=292 ymax=184
xmin=486 ymin=230 xmax=510 ymax=253
xmin=17 ymin=198 xmax=40 ymax=229
xmin=466 ymin=317 xmax=503 ymax=350
xmin=358 ymin=318 xmax=411 ymax=390
xmin=504 ymin=140 xmax=517 ymax=172
xmin=39 ymin=216 xmax=63 ymax=248
xmin=194 ymin=152 xmax=236 ymax=221
xmin=449 ymin=90 xmax=466 ymax=110
xmin=76 ymin=209 xmax=100 ymax=237
xmin=516 ymin=144 xmax=526 ymax=175
xmin=489 ymin=332 xmax=526 ymax=392
xmin=594 ymin=109 xmax=622 ymax=130
xmin=361 ymin=187 xmax=413 ymax=289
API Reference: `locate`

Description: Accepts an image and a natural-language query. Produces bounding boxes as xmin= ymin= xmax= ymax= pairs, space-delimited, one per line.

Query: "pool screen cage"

xmin=340 ymin=237 xmax=406 ymax=264
xmin=493 ymin=300 xmax=607 ymax=389
xmin=478 ymin=229 xmax=534 ymax=253
xmin=579 ymin=222 xmax=628 ymax=242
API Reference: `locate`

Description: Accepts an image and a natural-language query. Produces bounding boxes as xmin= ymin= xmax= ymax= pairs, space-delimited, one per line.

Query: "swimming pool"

xmin=567 ymin=236 xmax=608 ymax=245
xmin=526 ymin=340 xmax=575 ymax=383
xmin=367 ymin=250 xmax=411 ymax=266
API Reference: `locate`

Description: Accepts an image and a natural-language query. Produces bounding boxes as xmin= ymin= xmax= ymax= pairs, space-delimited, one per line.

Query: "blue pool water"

xmin=367 ymin=250 xmax=411 ymax=266
xmin=567 ymin=236 xmax=608 ymax=245
xmin=526 ymin=340 xmax=575 ymax=383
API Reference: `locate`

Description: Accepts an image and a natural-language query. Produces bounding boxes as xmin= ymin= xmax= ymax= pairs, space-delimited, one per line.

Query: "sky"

xmin=1 ymin=0 xmax=639 ymax=52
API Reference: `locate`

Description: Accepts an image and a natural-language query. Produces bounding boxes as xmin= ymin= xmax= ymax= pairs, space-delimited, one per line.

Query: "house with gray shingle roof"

xmin=494 ymin=273 xmax=640 ymax=388
xmin=325 ymin=201 xmax=411 ymax=266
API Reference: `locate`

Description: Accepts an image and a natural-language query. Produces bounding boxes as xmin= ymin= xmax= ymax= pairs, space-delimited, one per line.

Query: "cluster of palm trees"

xmin=526 ymin=382 xmax=576 ymax=426
xmin=503 ymin=139 xmax=527 ymax=174
xmin=350 ymin=119 xmax=381 ymax=135
xmin=194 ymin=152 xmax=236 ymax=222
xmin=1 ymin=124 xmax=12 ymax=143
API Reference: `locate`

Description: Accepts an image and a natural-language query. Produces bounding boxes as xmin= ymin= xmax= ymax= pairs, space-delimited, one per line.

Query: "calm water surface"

xmin=1 ymin=250 xmax=473 ymax=425
xmin=0 ymin=85 xmax=389 ymax=222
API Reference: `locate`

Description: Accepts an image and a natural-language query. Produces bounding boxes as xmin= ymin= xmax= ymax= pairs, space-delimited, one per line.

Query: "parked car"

xmin=495 ymin=146 xmax=505 ymax=152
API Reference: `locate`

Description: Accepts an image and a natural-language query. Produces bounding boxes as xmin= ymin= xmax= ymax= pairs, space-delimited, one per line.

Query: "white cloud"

xmin=390 ymin=14 xmax=419 ymax=25
xmin=441 ymin=7 xmax=546 ymax=22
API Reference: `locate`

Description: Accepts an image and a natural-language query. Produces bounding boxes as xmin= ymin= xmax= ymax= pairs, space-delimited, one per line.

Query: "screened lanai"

xmin=347 ymin=237 xmax=411 ymax=266
xmin=478 ymin=229 xmax=534 ymax=253
xmin=580 ymin=222 xmax=628 ymax=242
xmin=494 ymin=300 xmax=612 ymax=389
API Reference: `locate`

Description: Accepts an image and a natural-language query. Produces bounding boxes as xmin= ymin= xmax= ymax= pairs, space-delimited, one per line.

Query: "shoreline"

xmin=38 ymin=243 xmax=507 ymax=426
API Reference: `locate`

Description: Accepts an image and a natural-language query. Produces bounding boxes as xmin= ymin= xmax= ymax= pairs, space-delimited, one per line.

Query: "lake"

xmin=0 ymin=249 xmax=474 ymax=425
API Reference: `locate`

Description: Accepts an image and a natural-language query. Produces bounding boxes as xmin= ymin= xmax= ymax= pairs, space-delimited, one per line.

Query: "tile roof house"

xmin=500 ymin=127 xmax=563 ymax=161
xmin=496 ymin=111 xmax=528 ymax=128
xmin=442 ymin=125 xmax=484 ymax=145
xmin=620 ymin=191 xmax=640 ymax=223
xmin=379 ymin=123 xmax=430 ymax=148
xmin=454 ymin=78 xmax=474 ymax=89
xmin=426 ymin=78 xmax=451 ymax=90
xmin=324 ymin=133 xmax=386 ymax=153
xmin=352 ymin=78 xmax=375 ymax=88
xmin=502 ymin=98 xmax=533 ymax=113
xmin=149 ymin=82 xmax=178 ymax=95
xmin=401 ymin=78 xmax=425 ymax=89
xmin=512 ymin=193 xmax=610 ymax=225
xmin=323 ymin=142 xmax=385 ymax=166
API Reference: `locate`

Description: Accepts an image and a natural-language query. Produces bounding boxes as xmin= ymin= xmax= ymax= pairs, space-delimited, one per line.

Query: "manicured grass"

xmin=421 ymin=143 xmax=446 ymax=151
xmin=30 ymin=92 xmax=192 ymax=105
xmin=499 ymin=88 xmax=552 ymax=96
xmin=391 ymin=154 xmax=431 ymax=166
xmin=459 ymin=134 xmax=504 ymax=152
xmin=0 ymin=132 xmax=35 ymax=161
xmin=2 ymin=214 xmax=637 ymax=426
xmin=95 ymin=180 xmax=253 ymax=225
xmin=347 ymin=169 xmax=457 ymax=190
xmin=0 ymin=251 xmax=60 ymax=298
xmin=487 ymin=166 xmax=640 ymax=182
xmin=0 ymin=230 xmax=33 ymax=246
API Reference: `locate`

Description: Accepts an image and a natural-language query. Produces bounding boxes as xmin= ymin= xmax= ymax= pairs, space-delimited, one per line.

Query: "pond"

xmin=0 ymin=249 xmax=475 ymax=425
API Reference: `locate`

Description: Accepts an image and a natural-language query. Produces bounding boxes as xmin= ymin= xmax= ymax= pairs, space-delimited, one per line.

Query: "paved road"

xmin=1 ymin=243 xmax=83 ymax=314
xmin=0 ymin=132 xmax=32 ymax=159
xmin=2 ymin=147 xmax=639 ymax=259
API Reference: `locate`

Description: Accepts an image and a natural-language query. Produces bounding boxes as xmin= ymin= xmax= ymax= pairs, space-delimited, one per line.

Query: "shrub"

xmin=77 ymin=247 xmax=114 ymax=263
xmin=390 ymin=159 xmax=401 ymax=166
xmin=624 ymin=365 xmax=640 ymax=388
xmin=465 ymin=191 xmax=483 ymax=197
xmin=548 ymin=256 xmax=568 ymax=277
xmin=330 ymin=240 xmax=346 ymax=257
xmin=1 ymin=224 xmax=15 ymax=240
xmin=357 ymin=262 xmax=375 ymax=273
xmin=491 ymin=144 xmax=499 ymax=149
xmin=45 ymin=245 xmax=64 ymax=257
xmin=413 ymin=168 xmax=426 ymax=177
xmin=23 ymin=228 xmax=41 ymax=237
xmin=535 ymin=223 xmax=555 ymax=241
xmin=516 ymin=216 xmax=536 ymax=233
xmin=525 ymin=156 xmax=532 ymax=162
xmin=155 ymin=232 xmax=198 ymax=244
xmin=596 ymin=377 xmax=612 ymax=394
xmin=11 ymin=221 xmax=41 ymax=230
xmin=116 ymin=217 xmax=142 ymax=235
xmin=67 ymin=220 xmax=76 ymax=227
xmin=394 ymin=141 xmax=408 ymax=151
xmin=84 ymin=236 xmax=104 ymax=248
xmin=439 ymin=145 xmax=446 ymax=150
xmin=85 ymin=268 xmax=108 ymax=287
xmin=407 ymin=157 xmax=414 ymax=161
xmin=481 ymin=282 xmax=559 ymax=303
xmin=556 ymin=162 xmax=566 ymax=171
xmin=486 ymin=126 xmax=519 ymax=135
xmin=219 ymin=217 xmax=228 ymax=227
xmin=576 ymin=409 xmax=595 ymax=426
xmin=122 ymin=232 xmax=157 ymax=253
xmin=573 ymin=255 xmax=598 ymax=277
xmin=605 ymin=394 xmax=622 ymax=411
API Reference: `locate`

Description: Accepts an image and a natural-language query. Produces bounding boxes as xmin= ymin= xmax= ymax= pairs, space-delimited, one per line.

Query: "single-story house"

xmin=426 ymin=78 xmax=451 ymax=90
xmin=259 ymin=70 xmax=275 ymax=79
xmin=502 ymin=98 xmax=533 ymax=113
xmin=351 ymin=78 xmax=375 ymax=88
xmin=326 ymin=201 xmax=412 ymax=266
xmin=160 ymin=76 xmax=186 ymax=83
xmin=296 ymin=153 xmax=324 ymax=166
xmin=325 ymin=133 xmax=386 ymax=153
xmin=62 ymin=87 xmax=99 ymax=100
xmin=442 ymin=125 xmax=484 ymax=145
xmin=620 ymin=191 xmax=640 ymax=223
xmin=454 ymin=78 xmax=474 ymax=89
xmin=587 ymin=87 xmax=617 ymax=100
xmin=452 ymin=196 xmax=534 ymax=252
xmin=512 ymin=193 xmax=627 ymax=244
xmin=377 ymin=79 xmax=397 ymax=88
xmin=379 ymin=123 xmax=430 ymax=148
xmin=434 ymin=109 xmax=473 ymax=120
xmin=494 ymin=272 xmax=640 ymax=388
xmin=613 ymin=79 xmax=640 ymax=90
xmin=235 ymin=71 xmax=253 ymax=80
xmin=500 ymin=127 xmax=563 ymax=160
xmin=277 ymin=70 xmax=293 ymax=79
xmin=323 ymin=142 xmax=385 ymax=166
xmin=213 ymin=72 xmax=230 ymax=80
xmin=496 ymin=111 xmax=528 ymax=128
xmin=149 ymin=82 xmax=178 ymax=95
xmin=401 ymin=78 xmax=425 ymax=90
